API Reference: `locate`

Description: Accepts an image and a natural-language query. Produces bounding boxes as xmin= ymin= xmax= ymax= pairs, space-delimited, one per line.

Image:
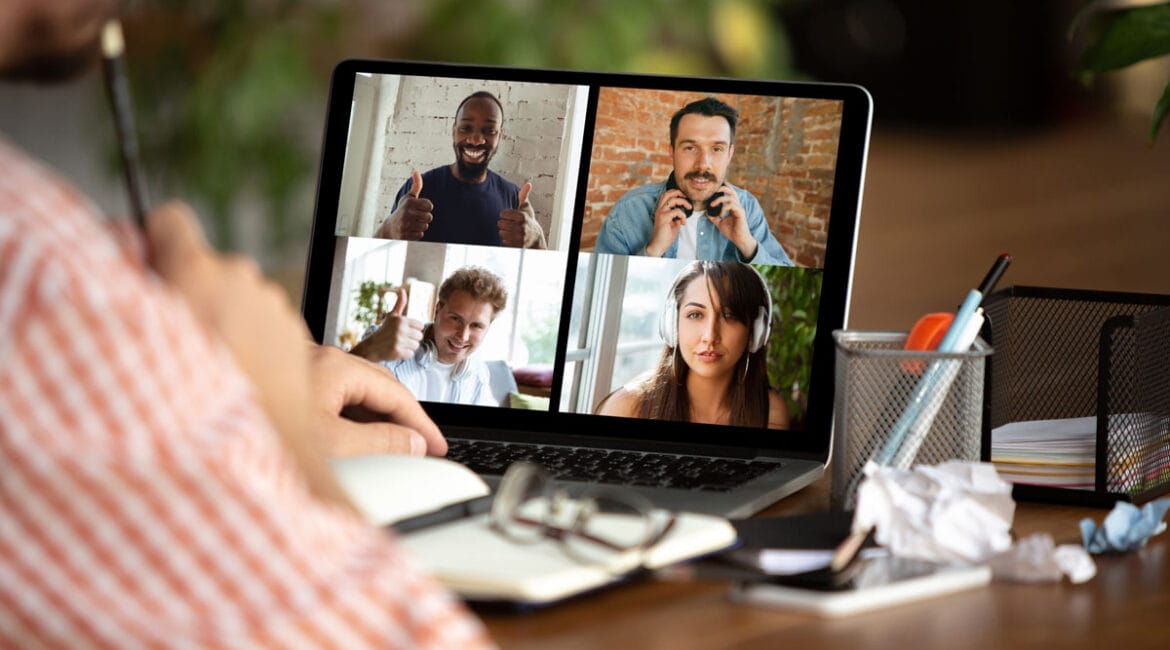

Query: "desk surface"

xmin=477 ymin=478 xmax=1170 ymax=649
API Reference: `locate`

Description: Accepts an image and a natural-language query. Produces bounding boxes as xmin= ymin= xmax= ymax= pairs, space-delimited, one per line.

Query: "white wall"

xmin=344 ymin=75 xmax=579 ymax=244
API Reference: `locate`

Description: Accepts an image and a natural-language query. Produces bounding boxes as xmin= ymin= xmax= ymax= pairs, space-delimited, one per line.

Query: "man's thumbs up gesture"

xmin=498 ymin=181 xmax=546 ymax=249
xmin=349 ymin=286 xmax=426 ymax=362
xmin=375 ymin=170 xmax=433 ymax=240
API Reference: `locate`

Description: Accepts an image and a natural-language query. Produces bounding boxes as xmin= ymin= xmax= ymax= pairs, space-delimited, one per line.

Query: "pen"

xmin=865 ymin=254 xmax=1010 ymax=472
xmin=873 ymin=254 xmax=1012 ymax=468
xmin=390 ymin=494 xmax=495 ymax=534
xmin=101 ymin=19 xmax=150 ymax=226
xmin=977 ymin=253 xmax=1012 ymax=298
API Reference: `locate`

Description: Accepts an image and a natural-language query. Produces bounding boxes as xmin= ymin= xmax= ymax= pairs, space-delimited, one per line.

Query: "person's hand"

xmin=708 ymin=184 xmax=758 ymax=260
xmin=498 ymin=182 xmax=546 ymax=248
xmin=310 ymin=345 xmax=448 ymax=457
xmin=146 ymin=201 xmax=353 ymax=509
xmin=374 ymin=170 xmax=433 ymax=240
xmin=645 ymin=188 xmax=691 ymax=257
xmin=349 ymin=287 xmax=424 ymax=362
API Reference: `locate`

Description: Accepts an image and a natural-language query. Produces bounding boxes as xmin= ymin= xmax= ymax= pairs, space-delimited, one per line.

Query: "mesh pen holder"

xmin=831 ymin=330 xmax=992 ymax=511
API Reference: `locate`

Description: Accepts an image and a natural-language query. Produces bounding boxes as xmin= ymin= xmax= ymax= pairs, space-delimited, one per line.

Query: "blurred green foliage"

xmin=408 ymin=0 xmax=791 ymax=78
xmin=1073 ymin=0 xmax=1170 ymax=142
xmin=124 ymin=0 xmax=344 ymax=257
xmin=115 ymin=0 xmax=794 ymax=263
xmin=352 ymin=280 xmax=394 ymax=333
xmin=521 ymin=309 xmax=560 ymax=365
xmin=760 ymin=266 xmax=822 ymax=428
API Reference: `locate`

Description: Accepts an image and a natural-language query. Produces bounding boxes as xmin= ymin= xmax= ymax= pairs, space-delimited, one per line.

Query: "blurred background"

xmin=2 ymin=0 xmax=1169 ymax=330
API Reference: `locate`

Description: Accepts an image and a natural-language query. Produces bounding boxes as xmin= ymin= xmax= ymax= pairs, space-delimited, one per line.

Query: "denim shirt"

xmin=594 ymin=180 xmax=794 ymax=266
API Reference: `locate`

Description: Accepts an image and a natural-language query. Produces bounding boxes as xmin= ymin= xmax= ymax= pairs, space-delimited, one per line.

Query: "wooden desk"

xmin=477 ymin=478 xmax=1170 ymax=649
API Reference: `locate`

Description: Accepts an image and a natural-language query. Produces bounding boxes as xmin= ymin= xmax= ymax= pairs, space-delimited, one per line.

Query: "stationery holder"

xmin=981 ymin=285 xmax=1170 ymax=506
xmin=831 ymin=330 xmax=991 ymax=511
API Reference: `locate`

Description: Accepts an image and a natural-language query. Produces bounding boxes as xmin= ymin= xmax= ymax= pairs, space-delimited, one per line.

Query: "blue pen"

xmin=871 ymin=291 xmax=982 ymax=466
xmin=873 ymin=254 xmax=1012 ymax=467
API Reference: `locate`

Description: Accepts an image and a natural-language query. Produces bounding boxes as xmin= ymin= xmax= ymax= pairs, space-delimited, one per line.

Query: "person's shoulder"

xmin=609 ymin=181 xmax=664 ymax=217
xmin=462 ymin=356 xmax=493 ymax=381
xmin=617 ymin=180 xmax=664 ymax=202
xmin=486 ymin=169 xmax=520 ymax=192
xmin=596 ymin=383 xmax=645 ymax=417
xmin=420 ymin=165 xmax=451 ymax=183
xmin=767 ymin=389 xmax=791 ymax=430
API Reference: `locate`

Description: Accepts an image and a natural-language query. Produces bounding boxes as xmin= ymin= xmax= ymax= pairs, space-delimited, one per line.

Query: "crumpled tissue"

xmin=988 ymin=533 xmax=1096 ymax=584
xmin=1080 ymin=497 xmax=1170 ymax=554
xmin=852 ymin=460 xmax=1015 ymax=565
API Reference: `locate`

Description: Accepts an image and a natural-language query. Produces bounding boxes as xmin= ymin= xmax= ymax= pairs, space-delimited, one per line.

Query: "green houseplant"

xmin=351 ymin=280 xmax=394 ymax=335
xmin=758 ymin=266 xmax=822 ymax=429
xmin=1073 ymin=0 xmax=1170 ymax=142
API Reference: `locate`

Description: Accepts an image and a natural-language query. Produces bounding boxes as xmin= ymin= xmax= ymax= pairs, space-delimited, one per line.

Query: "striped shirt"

xmin=0 ymin=137 xmax=493 ymax=649
xmin=385 ymin=344 xmax=498 ymax=407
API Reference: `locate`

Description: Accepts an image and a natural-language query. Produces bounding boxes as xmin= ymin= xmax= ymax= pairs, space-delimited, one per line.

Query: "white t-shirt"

xmin=674 ymin=210 xmax=704 ymax=260
xmin=421 ymin=361 xmax=457 ymax=402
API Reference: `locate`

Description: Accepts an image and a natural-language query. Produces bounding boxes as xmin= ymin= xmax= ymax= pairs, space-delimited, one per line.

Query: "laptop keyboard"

xmin=445 ymin=439 xmax=782 ymax=492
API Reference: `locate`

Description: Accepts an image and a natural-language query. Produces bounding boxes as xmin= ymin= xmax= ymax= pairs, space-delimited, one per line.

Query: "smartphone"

xmin=666 ymin=173 xmax=724 ymax=218
xmin=730 ymin=557 xmax=991 ymax=617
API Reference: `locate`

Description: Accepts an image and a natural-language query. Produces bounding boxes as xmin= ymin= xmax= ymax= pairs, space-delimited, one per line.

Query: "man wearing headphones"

xmin=357 ymin=266 xmax=508 ymax=407
xmin=595 ymin=97 xmax=793 ymax=266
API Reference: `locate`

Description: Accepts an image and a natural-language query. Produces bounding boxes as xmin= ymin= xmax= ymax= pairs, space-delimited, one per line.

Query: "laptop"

xmin=302 ymin=59 xmax=872 ymax=518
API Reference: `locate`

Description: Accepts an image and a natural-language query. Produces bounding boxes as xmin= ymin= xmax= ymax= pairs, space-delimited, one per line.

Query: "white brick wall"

xmin=373 ymin=76 xmax=575 ymax=241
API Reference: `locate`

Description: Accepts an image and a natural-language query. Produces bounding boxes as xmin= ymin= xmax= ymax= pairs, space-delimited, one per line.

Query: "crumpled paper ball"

xmin=1080 ymin=498 xmax=1170 ymax=554
xmin=989 ymin=533 xmax=1096 ymax=584
xmin=853 ymin=461 xmax=1015 ymax=565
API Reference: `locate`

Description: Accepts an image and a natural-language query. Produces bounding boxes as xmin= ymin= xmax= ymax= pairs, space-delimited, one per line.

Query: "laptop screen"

xmin=303 ymin=59 xmax=871 ymax=459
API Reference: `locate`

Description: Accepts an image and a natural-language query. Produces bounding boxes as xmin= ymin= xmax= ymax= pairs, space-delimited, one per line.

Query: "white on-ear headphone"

xmin=658 ymin=263 xmax=772 ymax=354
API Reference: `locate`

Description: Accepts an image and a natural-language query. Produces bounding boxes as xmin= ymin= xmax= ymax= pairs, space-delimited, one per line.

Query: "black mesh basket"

xmin=981 ymin=286 xmax=1170 ymax=506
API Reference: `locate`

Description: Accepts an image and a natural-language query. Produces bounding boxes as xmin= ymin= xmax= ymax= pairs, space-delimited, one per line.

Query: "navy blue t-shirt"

xmin=391 ymin=165 xmax=519 ymax=247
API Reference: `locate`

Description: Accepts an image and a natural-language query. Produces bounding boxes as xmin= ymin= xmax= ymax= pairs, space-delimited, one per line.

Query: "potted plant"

xmin=1073 ymin=0 xmax=1170 ymax=142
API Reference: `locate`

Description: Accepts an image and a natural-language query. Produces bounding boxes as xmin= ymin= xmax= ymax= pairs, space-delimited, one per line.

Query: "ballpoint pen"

xmin=875 ymin=253 xmax=1012 ymax=469
xmin=101 ymin=19 xmax=150 ymax=226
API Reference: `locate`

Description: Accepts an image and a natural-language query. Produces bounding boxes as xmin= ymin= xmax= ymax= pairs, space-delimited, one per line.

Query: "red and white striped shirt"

xmin=0 ymin=137 xmax=493 ymax=649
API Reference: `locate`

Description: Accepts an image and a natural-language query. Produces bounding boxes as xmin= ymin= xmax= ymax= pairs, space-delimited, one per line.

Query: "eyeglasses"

xmin=488 ymin=461 xmax=677 ymax=572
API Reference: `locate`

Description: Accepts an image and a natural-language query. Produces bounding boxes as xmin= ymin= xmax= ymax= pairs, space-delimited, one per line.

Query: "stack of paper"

xmin=990 ymin=417 xmax=1097 ymax=489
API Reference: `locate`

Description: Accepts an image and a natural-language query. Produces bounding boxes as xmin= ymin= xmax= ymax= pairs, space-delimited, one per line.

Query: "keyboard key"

xmin=444 ymin=439 xmax=782 ymax=492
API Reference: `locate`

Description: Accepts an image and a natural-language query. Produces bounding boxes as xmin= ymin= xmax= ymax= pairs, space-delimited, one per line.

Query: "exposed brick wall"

xmin=581 ymin=87 xmax=843 ymax=268
xmin=373 ymin=77 xmax=574 ymax=240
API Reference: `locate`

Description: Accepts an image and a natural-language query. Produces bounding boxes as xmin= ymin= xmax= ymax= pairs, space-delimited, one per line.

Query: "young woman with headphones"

xmin=596 ymin=261 xmax=790 ymax=429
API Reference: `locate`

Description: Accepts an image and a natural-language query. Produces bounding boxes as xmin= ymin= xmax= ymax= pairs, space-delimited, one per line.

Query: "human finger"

xmin=337 ymin=354 xmax=447 ymax=455
xmin=146 ymin=201 xmax=211 ymax=280
xmin=409 ymin=169 xmax=423 ymax=198
xmin=404 ymin=196 xmax=433 ymax=212
xmin=327 ymin=418 xmax=427 ymax=457
xmin=390 ymin=286 xmax=408 ymax=317
xmin=497 ymin=209 xmax=525 ymax=224
xmin=517 ymin=181 xmax=532 ymax=206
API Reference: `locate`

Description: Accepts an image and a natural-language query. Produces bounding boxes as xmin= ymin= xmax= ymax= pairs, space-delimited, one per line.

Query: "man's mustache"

xmin=684 ymin=171 xmax=718 ymax=182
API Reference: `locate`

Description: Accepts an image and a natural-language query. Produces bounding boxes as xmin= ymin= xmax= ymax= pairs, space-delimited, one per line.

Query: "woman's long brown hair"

xmin=636 ymin=262 xmax=771 ymax=427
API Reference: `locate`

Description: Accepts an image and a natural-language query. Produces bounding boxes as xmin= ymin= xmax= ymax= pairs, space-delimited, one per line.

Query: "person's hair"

xmin=455 ymin=91 xmax=505 ymax=122
xmin=669 ymin=97 xmax=738 ymax=147
xmin=637 ymin=261 xmax=770 ymax=427
xmin=437 ymin=266 xmax=508 ymax=316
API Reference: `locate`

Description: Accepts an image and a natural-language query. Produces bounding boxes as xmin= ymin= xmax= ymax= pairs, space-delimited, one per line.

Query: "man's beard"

xmin=453 ymin=144 xmax=493 ymax=180
xmin=683 ymin=170 xmax=721 ymax=208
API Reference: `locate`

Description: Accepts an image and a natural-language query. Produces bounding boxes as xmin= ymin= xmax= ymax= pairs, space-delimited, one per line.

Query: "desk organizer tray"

xmin=981 ymin=286 xmax=1170 ymax=506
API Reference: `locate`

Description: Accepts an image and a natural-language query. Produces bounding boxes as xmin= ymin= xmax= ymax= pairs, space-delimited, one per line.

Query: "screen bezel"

xmin=302 ymin=58 xmax=872 ymax=460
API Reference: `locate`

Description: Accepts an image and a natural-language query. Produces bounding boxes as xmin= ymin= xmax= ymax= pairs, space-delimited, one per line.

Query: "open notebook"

xmin=304 ymin=59 xmax=872 ymax=518
xmin=332 ymin=454 xmax=737 ymax=605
